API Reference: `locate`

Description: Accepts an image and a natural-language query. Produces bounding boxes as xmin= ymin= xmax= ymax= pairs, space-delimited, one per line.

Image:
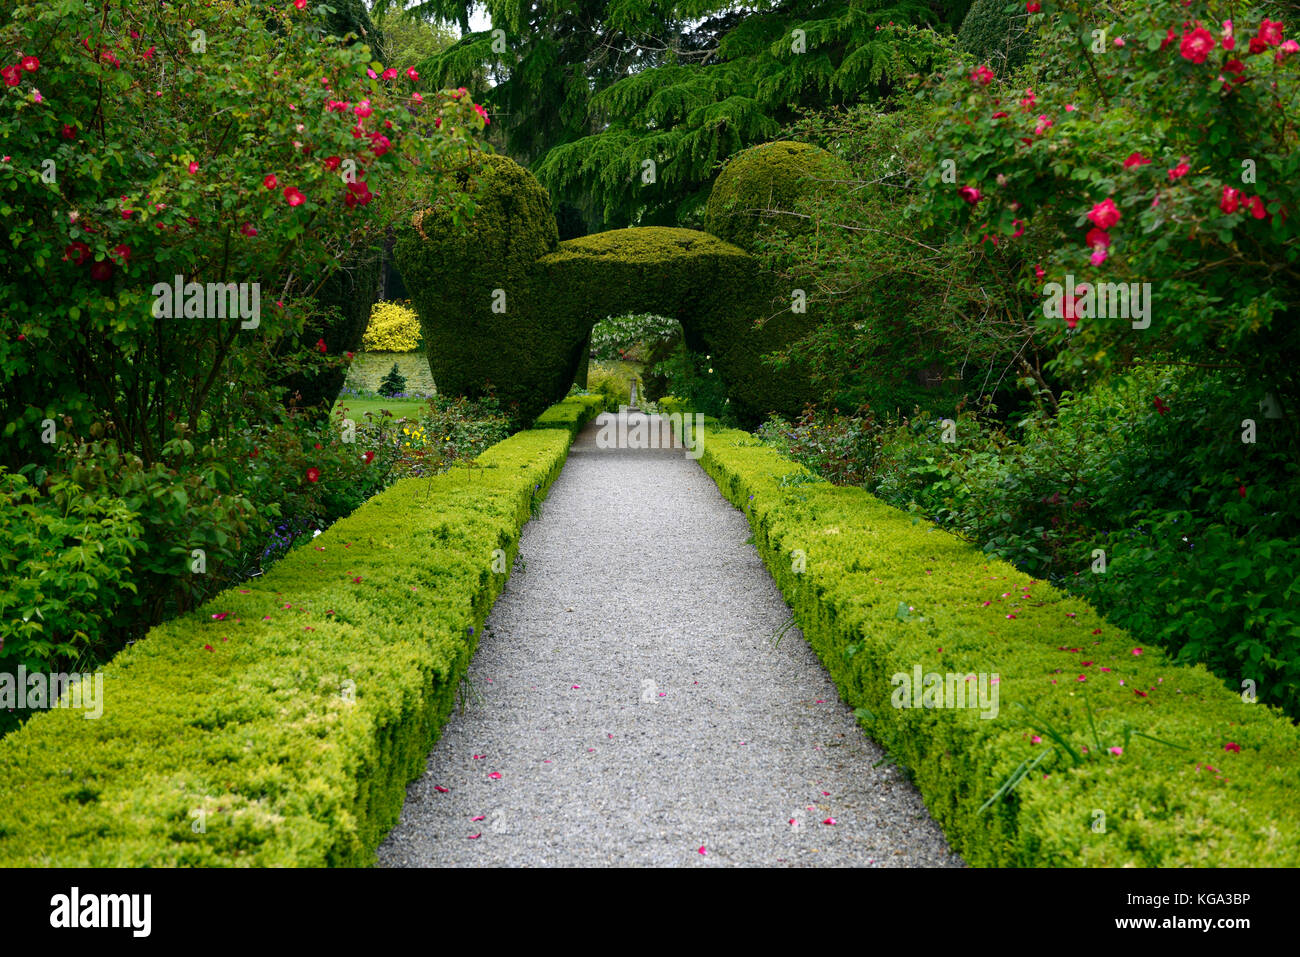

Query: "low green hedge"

xmin=0 ymin=394 xmax=606 ymax=866
xmin=681 ymin=417 xmax=1300 ymax=866
xmin=532 ymin=395 xmax=605 ymax=436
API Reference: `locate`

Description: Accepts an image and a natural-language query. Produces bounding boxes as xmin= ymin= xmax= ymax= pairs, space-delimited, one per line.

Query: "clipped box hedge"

xmin=0 ymin=394 xmax=606 ymax=866
xmin=681 ymin=416 xmax=1300 ymax=866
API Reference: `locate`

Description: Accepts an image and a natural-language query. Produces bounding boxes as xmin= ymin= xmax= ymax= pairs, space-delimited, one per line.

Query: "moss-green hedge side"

xmin=394 ymin=153 xmax=562 ymax=424
xmin=0 ymin=394 xmax=606 ymax=867
xmin=680 ymin=417 xmax=1300 ymax=867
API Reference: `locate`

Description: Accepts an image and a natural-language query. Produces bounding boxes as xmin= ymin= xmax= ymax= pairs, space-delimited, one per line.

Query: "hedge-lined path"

xmin=378 ymin=410 xmax=961 ymax=867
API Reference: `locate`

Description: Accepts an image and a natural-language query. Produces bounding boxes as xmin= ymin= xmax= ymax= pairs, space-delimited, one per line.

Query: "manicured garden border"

xmin=0 ymin=394 xmax=607 ymax=866
xmin=677 ymin=414 xmax=1300 ymax=866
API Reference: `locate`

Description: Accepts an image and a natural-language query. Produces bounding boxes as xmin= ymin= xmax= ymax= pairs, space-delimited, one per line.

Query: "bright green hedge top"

xmin=0 ymin=394 xmax=606 ymax=866
xmin=685 ymin=416 xmax=1300 ymax=867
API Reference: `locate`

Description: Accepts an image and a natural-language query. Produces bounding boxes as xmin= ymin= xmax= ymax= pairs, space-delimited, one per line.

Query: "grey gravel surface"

xmin=377 ymin=410 xmax=962 ymax=867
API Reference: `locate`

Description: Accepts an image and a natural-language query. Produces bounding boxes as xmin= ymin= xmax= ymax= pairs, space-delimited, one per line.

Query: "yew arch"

xmin=394 ymin=151 xmax=827 ymax=426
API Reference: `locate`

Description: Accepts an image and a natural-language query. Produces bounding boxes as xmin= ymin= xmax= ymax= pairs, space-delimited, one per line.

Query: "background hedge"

xmin=277 ymin=245 xmax=384 ymax=420
xmin=957 ymin=0 xmax=1035 ymax=72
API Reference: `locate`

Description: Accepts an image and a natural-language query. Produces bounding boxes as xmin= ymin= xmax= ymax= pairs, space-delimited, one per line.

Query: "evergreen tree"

xmin=378 ymin=362 xmax=409 ymax=397
xmin=375 ymin=1 xmax=969 ymax=229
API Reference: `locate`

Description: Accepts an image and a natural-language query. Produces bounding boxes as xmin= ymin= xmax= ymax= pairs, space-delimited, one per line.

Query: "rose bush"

xmin=911 ymin=0 xmax=1299 ymax=426
xmin=0 ymin=0 xmax=495 ymax=680
xmin=0 ymin=0 xmax=486 ymax=467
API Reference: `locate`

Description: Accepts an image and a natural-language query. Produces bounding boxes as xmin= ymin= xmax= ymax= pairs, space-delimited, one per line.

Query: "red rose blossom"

xmin=1258 ymin=19 xmax=1284 ymax=48
xmin=1087 ymin=197 xmax=1121 ymax=229
xmin=1180 ymin=27 xmax=1216 ymax=63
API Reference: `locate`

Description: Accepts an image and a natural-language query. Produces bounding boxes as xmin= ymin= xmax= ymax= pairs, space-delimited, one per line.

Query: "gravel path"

xmin=378 ymin=410 xmax=961 ymax=867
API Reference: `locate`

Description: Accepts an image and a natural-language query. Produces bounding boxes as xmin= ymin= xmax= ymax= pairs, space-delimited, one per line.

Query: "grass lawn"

xmin=330 ymin=395 xmax=430 ymax=423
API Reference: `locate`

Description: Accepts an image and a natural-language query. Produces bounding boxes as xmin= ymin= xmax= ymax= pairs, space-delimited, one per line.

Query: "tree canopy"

xmin=376 ymin=1 xmax=969 ymax=229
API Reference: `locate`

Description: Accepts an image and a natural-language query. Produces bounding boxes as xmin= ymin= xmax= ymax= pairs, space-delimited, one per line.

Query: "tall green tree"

xmin=377 ymin=1 xmax=969 ymax=228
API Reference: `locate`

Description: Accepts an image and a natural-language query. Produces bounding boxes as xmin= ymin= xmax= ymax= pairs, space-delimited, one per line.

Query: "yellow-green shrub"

xmin=586 ymin=365 xmax=636 ymax=408
xmin=0 ymin=395 xmax=606 ymax=866
xmin=680 ymin=416 xmax=1300 ymax=867
xmin=361 ymin=300 xmax=422 ymax=352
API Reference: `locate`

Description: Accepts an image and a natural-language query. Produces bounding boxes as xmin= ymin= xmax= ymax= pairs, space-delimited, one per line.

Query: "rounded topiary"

xmin=397 ymin=152 xmax=822 ymax=427
xmin=394 ymin=153 xmax=563 ymax=423
xmin=704 ymin=141 xmax=850 ymax=253
xmin=416 ymin=152 xmax=559 ymax=279
xmin=958 ymin=0 xmax=1034 ymax=72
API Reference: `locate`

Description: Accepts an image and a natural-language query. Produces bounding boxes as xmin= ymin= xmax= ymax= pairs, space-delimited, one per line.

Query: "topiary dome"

xmin=704 ymin=141 xmax=850 ymax=253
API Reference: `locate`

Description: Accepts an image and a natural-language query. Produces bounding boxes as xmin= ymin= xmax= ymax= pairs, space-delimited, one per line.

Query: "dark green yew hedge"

xmin=394 ymin=149 xmax=823 ymax=428
xmin=681 ymin=415 xmax=1300 ymax=866
xmin=703 ymin=140 xmax=850 ymax=253
xmin=0 ymin=394 xmax=606 ymax=866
